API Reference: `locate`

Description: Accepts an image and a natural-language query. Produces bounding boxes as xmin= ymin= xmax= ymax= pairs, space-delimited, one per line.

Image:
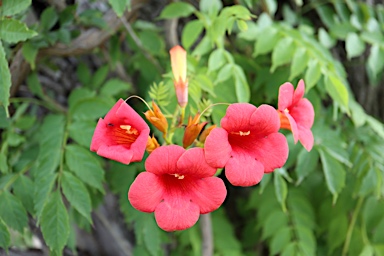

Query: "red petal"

xmin=96 ymin=144 xmax=133 ymax=164
xmin=293 ymin=79 xmax=305 ymax=105
xmin=103 ymin=99 xmax=126 ymax=122
xmin=250 ymin=104 xmax=280 ymax=135
xmin=285 ymin=112 xmax=299 ymax=143
xmin=115 ymin=99 xmax=150 ymax=131
xmin=252 ymin=133 xmax=288 ymax=173
xmin=298 ymin=127 xmax=314 ymax=151
xmin=145 ymin=145 xmax=185 ymax=175
xmin=154 ymin=196 xmax=200 ymax=231
xmin=221 ymin=103 xmax=257 ymax=133
xmin=290 ymin=99 xmax=314 ymax=128
xmin=278 ymin=83 xmax=294 ymax=110
xmin=128 ymin=172 xmax=164 ymax=212
xmin=204 ymin=128 xmax=232 ymax=168
xmin=130 ymin=127 xmax=151 ymax=162
xmin=225 ymin=150 xmax=264 ymax=186
xmin=177 ymin=148 xmax=216 ymax=178
xmin=90 ymin=118 xmax=109 ymax=152
xmin=188 ymin=177 xmax=227 ymax=213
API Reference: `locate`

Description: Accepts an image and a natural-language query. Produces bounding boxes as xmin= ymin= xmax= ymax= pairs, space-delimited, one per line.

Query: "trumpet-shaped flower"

xmin=128 ymin=145 xmax=227 ymax=231
xmin=170 ymin=45 xmax=188 ymax=107
xmin=90 ymin=99 xmax=150 ymax=164
xmin=278 ymin=80 xmax=314 ymax=151
xmin=204 ymin=103 xmax=288 ymax=187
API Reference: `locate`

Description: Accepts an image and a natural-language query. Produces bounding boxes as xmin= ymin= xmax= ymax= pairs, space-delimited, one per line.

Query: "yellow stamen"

xmin=231 ymin=130 xmax=251 ymax=136
xmin=120 ymin=125 xmax=138 ymax=135
xmin=173 ymin=174 xmax=185 ymax=179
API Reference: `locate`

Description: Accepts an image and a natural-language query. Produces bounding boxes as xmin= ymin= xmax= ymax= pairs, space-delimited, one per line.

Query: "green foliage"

xmin=159 ymin=2 xmax=196 ymax=19
xmin=41 ymin=191 xmax=70 ymax=254
xmin=1 ymin=0 xmax=384 ymax=255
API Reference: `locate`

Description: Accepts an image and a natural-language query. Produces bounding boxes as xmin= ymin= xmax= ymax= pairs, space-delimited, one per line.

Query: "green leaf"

xmin=270 ymin=226 xmax=292 ymax=255
xmin=31 ymin=115 xmax=65 ymax=218
xmin=90 ymin=65 xmax=109 ymax=89
xmin=208 ymin=48 xmax=227 ymax=73
xmin=325 ymin=75 xmax=349 ymax=111
xmin=304 ymin=60 xmax=322 ymax=91
xmin=68 ymin=120 xmax=95 ymax=148
xmin=100 ymin=78 xmax=131 ymax=97
xmin=254 ymin=27 xmax=279 ymax=56
xmin=262 ymin=210 xmax=289 ymax=239
xmin=143 ymin=217 xmax=161 ymax=256
xmin=199 ymin=0 xmax=222 ymax=16
xmin=367 ymin=44 xmax=384 ymax=78
xmin=289 ymin=47 xmax=309 ymax=80
xmin=0 ymin=217 xmax=10 ymax=250
xmin=159 ymin=2 xmax=195 ymax=19
xmin=295 ymin=148 xmax=319 ymax=185
xmin=22 ymin=41 xmax=38 ymax=69
xmin=319 ymin=149 xmax=346 ymax=203
xmin=0 ymin=41 xmax=11 ymax=116
xmin=62 ymin=171 xmax=92 ymax=224
xmin=70 ymin=97 xmax=114 ymax=121
xmin=108 ymin=0 xmax=130 ymax=17
xmin=274 ymin=170 xmax=288 ymax=212
xmin=148 ymin=81 xmax=172 ymax=107
xmin=26 ymin=72 xmax=44 ymax=98
xmin=366 ymin=116 xmax=384 ymax=140
xmin=1 ymin=0 xmax=31 ymax=16
xmin=41 ymin=191 xmax=70 ymax=254
xmin=0 ymin=191 xmax=28 ymax=232
xmin=271 ymin=37 xmax=295 ymax=72
xmin=318 ymin=28 xmax=336 ymax=49
xmin=0 ymin=153 xmax=8 ymax=174
xmin=182 ymin=20 xmax=204 ymax=50
xmin=0 ymin=18 xmax=37 ymax=44
xmin=345 ymin=32 xmax=365 ymax=59
xmin=13 ymin=175 xmax=35 ymax=214
xmin=233 ymin=65 xmax=250 ymax=103
xmin=40 ymin=7 xmax=58 ymax=31
xmin=65 ymin=145 xmax=105 ymax=192
xmin=349 ymin=100 xmax=366 ymax=127
xmin=215 ymin=63 xmax=233 ymax=84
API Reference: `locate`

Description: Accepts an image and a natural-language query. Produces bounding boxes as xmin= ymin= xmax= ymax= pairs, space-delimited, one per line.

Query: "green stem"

xmin=0 ymin=164 xmax=33 ymax=195
xmin=57 ymin=116 xmax=70 ymax=189
xmin=166 ymin=106 xmax=181 ymax=144
xmin=342 ymin=196 xmax=365 ymax=256
xmin=9 ymin=97 xmax=66 ymax=113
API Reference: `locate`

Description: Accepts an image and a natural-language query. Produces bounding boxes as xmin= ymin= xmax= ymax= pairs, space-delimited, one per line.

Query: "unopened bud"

xmin=146 ymin=135 xmax=160 ymax=154
xmin=170 ymin=45 xmax=188 ymax=108
xmin=199 ymin=125 xmax=216 ymax=144
xmin=144 ymin=101 xmax=168 ymax=135
xmin=182 ymin=113 xmax=207 ymax=148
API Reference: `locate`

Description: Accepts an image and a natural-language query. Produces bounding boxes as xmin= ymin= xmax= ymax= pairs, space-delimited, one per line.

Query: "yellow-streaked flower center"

xmin=231 ymin=130 xmax=251 ymax=136
xmin=172 ymin=174 xmax=185 ymax=179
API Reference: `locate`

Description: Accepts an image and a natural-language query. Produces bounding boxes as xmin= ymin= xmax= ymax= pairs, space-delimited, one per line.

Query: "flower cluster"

xmin=90 ymin=46 xmax=315 ymax=231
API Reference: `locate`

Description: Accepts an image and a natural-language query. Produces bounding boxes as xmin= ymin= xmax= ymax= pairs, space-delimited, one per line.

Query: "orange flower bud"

xmin=146 ymin=135 xmax=160 ymax=154
xmin=278 ymin=110 xmax=291 ymax=130
xmin=199 ymin=125 xmax=216 ymax=144
xmin=170 ymin=45 xmax=188 ymax=108
xmin=182 ymin=113 xmax=207 ymax=148
xmin=144 ymin=101 xmax=168 ymax=135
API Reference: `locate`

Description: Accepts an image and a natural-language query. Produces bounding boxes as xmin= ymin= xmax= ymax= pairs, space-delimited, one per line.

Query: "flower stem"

xmin=200 ymin=213 xmax=213 ymax=256
xmin=342 ymin=196 xmax=364 ymax=256
xmin=125 ymin=95 xmax=152 ymax=112
xmin=199 ymin=103 xmax=230 ymax=122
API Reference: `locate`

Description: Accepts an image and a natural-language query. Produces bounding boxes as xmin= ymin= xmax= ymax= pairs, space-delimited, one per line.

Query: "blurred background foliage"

xmin=1 ymin=0 xmax=384 ymax=255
